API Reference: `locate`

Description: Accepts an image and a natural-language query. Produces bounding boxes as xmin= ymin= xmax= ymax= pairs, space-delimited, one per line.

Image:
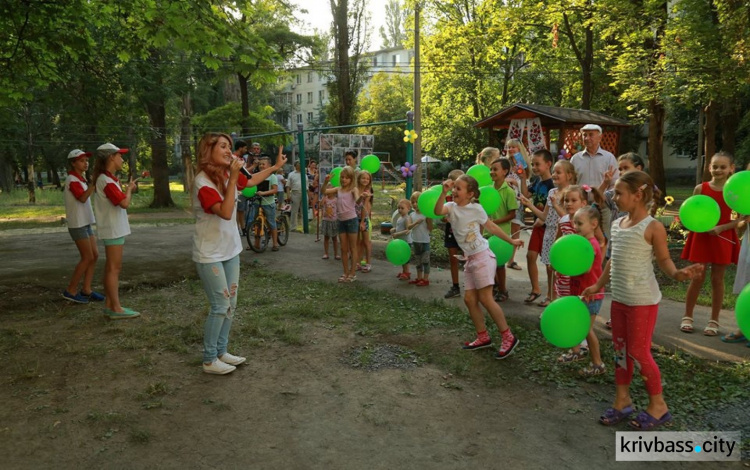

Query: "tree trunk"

xmin=24 ymin=107 xmax=36 ymax=203
xmin=332 ymin=0 xmax=352 ymax=127
xmin=581 ymin=23 xmax=593 ymax=110
xmin=127 ymin=126 xmax=138 ymax=194
xmin=146 ymin=99 xmax=175 ymax=208
xmin=720 ymin=99 xmax=740 ymax=155
xmin=181 ymin=93 xmax=195 ymax=193
xmin=648 ymin=98 xmax=666 ymax=198
xmin=238 ymin=72 xmax=250 ymax=135
xmin=703 ymin=100 xmax=717 ymax=181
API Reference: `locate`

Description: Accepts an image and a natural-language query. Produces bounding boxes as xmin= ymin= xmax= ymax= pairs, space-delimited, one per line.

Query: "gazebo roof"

xmin=475 ymin=103 xmax=630 ymax=129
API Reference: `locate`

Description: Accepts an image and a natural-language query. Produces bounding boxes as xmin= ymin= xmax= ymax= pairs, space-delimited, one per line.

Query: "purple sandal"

xmin=628 ymin=411 xmax=672 ymax=430
xmin=599 ymin=405 xmax=634 ymax=426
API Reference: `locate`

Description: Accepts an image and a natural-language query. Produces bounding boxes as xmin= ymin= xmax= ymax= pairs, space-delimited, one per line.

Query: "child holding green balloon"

xmin=488 ymin=157 xmax=519 ymax=301
xmin=582 ymin=170 xmax=704 ymax=430
xmin=435 ymin=175 xmax=525 ymax=359
xmin=680 ymin=151 xmax=740 ymax=336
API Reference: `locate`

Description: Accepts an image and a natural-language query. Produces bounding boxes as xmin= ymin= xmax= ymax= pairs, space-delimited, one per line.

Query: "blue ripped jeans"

xmin=195 ymin=255 xmax=239 ymax=363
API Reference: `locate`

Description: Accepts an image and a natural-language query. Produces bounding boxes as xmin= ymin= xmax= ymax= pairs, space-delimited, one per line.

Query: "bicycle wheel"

xmin=247 ymin=218 xmax=269 ymax=253
xmin=277 ymin=214 xmax=290 ymax=246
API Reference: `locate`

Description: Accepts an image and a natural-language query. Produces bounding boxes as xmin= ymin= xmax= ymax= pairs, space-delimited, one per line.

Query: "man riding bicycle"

xmin=247 ymin=156 xmax=280 ymax=251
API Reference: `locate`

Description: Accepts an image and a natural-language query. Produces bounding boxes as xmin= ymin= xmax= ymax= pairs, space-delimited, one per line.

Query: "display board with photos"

xmin=318 ymin=134 xmax=374 ymax=172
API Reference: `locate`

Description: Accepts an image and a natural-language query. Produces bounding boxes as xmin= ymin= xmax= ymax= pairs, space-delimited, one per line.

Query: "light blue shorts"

xmin=68 ymin=225 xmax=94 ymax=241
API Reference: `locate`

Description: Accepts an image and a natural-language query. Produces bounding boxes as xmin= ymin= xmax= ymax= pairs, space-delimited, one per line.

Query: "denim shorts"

xmin=68 ymin=225 xmax=94 ymax=241
xmin=338 ymin=217 xmax=359 ymax=234
xmin=586 ymin=298 xmax=603 ymax=316
xmin=262 ymin=203 xmax=277 ymax=230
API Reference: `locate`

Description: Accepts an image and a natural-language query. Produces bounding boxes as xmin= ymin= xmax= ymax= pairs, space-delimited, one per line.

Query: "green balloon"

xmin=550 ymin=234 xmax=594 ymax=276
xmin=479 ymin=185 xmax=501 ymax=215
xmin=736 ymin=283 xmax=750 ymax=338
xmin=360 ymin=154 xmax=381 ymax=174
xmin=487 ymin=236 xmax=514 ymax=266
xmin=386 ymin=239 xmax=411 ymax=266
xmin=679 ymin=194 xmax=720 ymax=233
xmin=329 ymin=167 xmax=342 ymax=187
xmin=723 ymin=172 xmax=750 ymax=215
xmin=241 ymin=186 xmax=257 ymax=198
xmin=466 ymin=164 xmax=492 ymax=187
xmin=540 ymin=296 xmax=591 ymax=348
xmin=418 ymin=187 xmax=442 ymax=219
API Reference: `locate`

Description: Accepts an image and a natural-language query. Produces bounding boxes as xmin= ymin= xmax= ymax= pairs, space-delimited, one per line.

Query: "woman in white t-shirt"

xmin=193 ymin=133 xmax=287 ymax=375
xmin=93 ymin=143 xmax=138 ymax=320
xmin=62 ymin=149 xmax=104 ymax=304
xmin=435 ymin=175 xmax=524 ymax=360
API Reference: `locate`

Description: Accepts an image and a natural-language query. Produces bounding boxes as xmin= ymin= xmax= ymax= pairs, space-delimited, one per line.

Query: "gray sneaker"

xmin=444 ymin=285 xmax=461 ymax=299
xmin=203 ymin=359 xmax=236 ymax=375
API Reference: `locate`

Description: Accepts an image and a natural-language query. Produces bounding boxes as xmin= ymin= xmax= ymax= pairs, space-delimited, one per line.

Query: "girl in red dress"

xmin=680 ymin=151 xmax=740 ymax=336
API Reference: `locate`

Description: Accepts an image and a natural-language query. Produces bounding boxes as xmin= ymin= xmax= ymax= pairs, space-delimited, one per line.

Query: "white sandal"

xmin=703 ymin=320 xmax=720 ymax=336
xmin=679 ymin=316 xmax=694 ymax=333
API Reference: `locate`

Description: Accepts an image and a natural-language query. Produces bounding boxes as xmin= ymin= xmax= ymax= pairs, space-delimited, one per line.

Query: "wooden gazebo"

xmin=475 ymin=103 xmax=630 ymax=155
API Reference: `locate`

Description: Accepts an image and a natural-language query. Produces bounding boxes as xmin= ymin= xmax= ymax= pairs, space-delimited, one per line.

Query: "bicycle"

xmin=245 ymin=196 xmax=291 ymax=252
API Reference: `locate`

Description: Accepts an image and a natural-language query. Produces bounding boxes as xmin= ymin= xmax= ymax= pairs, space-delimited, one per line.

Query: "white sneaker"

xmin=218 ymin=352 xmax=246 ymax=366
xmin=203 ymin=359 xmax=236 ymax=375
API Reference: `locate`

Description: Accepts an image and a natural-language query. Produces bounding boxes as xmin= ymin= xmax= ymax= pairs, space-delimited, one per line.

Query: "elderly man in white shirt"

xmin=570 ymin=124 xmax=619 ymax=189
xmin=287 ymin=161 xmax=303 ymax=231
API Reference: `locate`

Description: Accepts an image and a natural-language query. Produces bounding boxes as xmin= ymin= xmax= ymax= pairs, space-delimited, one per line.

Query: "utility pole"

xmin=413 ymin=1 xmax=422 ymax=190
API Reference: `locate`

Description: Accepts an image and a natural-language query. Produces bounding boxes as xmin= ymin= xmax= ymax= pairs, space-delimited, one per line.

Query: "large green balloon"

xmin=487 ymin=236 xmax=514 ymax=266
xmin=360 ymin=154 xmax=381 ymax=174
xmin=386 ymin=239 xmax=411 ymax=266
xmin=418 ymin=187 xmax=442 ymax=219
xmin=679 ymin=194 xmax=721 ymax=233
xmin=466 ymin=164 xmax=492 ymax=187
xmin=736 ymin=283 xmax=750 ymax=338
xmin=241 ymin=186 xmax=257 ymax=198
xmin=329 ymin=167 xmax=342 ymax=187
xmin=479 ymin=185 xmax=501 ymax=215
xmin=549 ymin=234 xmax=594 ymax=276
xmin=723 ymin=172 xmax=750 ymax=215
xmin=541 ymin=296 xmax=591 ymax=348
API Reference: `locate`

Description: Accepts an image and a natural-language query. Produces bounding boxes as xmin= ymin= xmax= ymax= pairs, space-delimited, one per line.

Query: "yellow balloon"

xmin=403 ymin=137 xmax=409 ymax=142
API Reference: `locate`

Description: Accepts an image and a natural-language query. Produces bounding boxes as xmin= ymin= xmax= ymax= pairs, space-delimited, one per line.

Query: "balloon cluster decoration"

xmin=557 ymin=149 xmax=571 ymax=160
xmin=403 ymin=130 xmax=418 ymax=143
xmin=401 ymin=163 xmax=417 ymax=178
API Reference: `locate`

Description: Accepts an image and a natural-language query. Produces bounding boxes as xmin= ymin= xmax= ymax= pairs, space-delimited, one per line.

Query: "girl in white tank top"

xmin=581 ymin=171 xmax=703 ymax=431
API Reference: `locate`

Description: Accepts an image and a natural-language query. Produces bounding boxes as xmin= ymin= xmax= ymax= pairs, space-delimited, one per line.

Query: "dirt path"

xmin=0 ymin=225 xmax=739 ymax=468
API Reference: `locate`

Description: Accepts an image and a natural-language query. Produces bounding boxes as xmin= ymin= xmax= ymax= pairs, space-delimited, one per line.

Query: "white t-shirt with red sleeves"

xmin=192 ymin=171 xmax=247 ymax=264
xmin=93 ymin=171 xmax=130 ymax=240
xmin=64 ymin=171 xmax=95 ymax=229
xmin=444 ymin=202 xmax=489 ymax=256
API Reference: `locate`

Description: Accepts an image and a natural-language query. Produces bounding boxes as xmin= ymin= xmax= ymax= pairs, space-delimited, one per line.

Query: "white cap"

xmin=97 ymin=142 xmax=129 ymax=155
xmin=580 ymin=124 xmax=602 ymax=133
xmin=67 ymin=149 xmax=91 ymax=160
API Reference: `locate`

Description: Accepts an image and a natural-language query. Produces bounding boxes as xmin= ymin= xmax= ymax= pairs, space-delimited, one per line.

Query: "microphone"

xmin=240 ymin=166 xmax=252 ymax=179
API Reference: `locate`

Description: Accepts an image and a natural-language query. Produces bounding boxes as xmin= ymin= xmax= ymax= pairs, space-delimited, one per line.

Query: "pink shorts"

xmin=464 ymin=249 xmax=497 ymax=291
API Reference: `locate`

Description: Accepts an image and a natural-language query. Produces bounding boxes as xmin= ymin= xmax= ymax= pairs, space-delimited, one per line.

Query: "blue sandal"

xmin=599 ymin=405 xmax=634 ymax=426
xmin=628 ymin=411 xmax=673 ymax=430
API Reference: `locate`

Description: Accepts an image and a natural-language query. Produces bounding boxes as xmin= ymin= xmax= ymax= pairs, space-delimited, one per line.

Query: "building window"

xmin=307 ymin=112 xmax=313 ymax=122
xmin=307 ymin=71 xmax=313 ymax=82
xmin=373 ymin=57 xmax=378 ymax=67
xmin=318 ymin=90 xmax=325 ymax=102
xmin=392 ymin=54 xmax=397 ymax=66
xmin=307 ymin=92 xmax=313 ymax=103
xmin=296 ymin=74 xmax=301 ymax=84
xmin=296 ymin=94 xmax=302 ymax=105
xmin=287 ymin=93 xmax=292 ymax=104
xmin=296 ymin=114 xmax=302 ymax=124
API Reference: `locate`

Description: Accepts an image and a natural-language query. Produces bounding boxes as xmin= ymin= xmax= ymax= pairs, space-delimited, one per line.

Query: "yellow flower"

xmin=664 ymin=196 xmax=674 ymax=205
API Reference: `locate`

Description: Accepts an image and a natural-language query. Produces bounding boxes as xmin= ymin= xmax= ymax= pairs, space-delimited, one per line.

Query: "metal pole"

xmin=406 ymin=111 xmax=414 ymax=198
xmin=413 ymin=1 xmax=422 ymax=191
xmin=297 ymin=123 xmax=309 ymax=234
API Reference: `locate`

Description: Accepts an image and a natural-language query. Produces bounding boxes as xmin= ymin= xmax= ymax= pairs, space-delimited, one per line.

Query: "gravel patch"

xmin=341 ymin=343 xmax=421 ymax=371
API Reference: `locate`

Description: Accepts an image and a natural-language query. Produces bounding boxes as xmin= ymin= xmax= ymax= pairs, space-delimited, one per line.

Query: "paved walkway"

xmin=1 ymin=223 xmax=746 ymax=362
